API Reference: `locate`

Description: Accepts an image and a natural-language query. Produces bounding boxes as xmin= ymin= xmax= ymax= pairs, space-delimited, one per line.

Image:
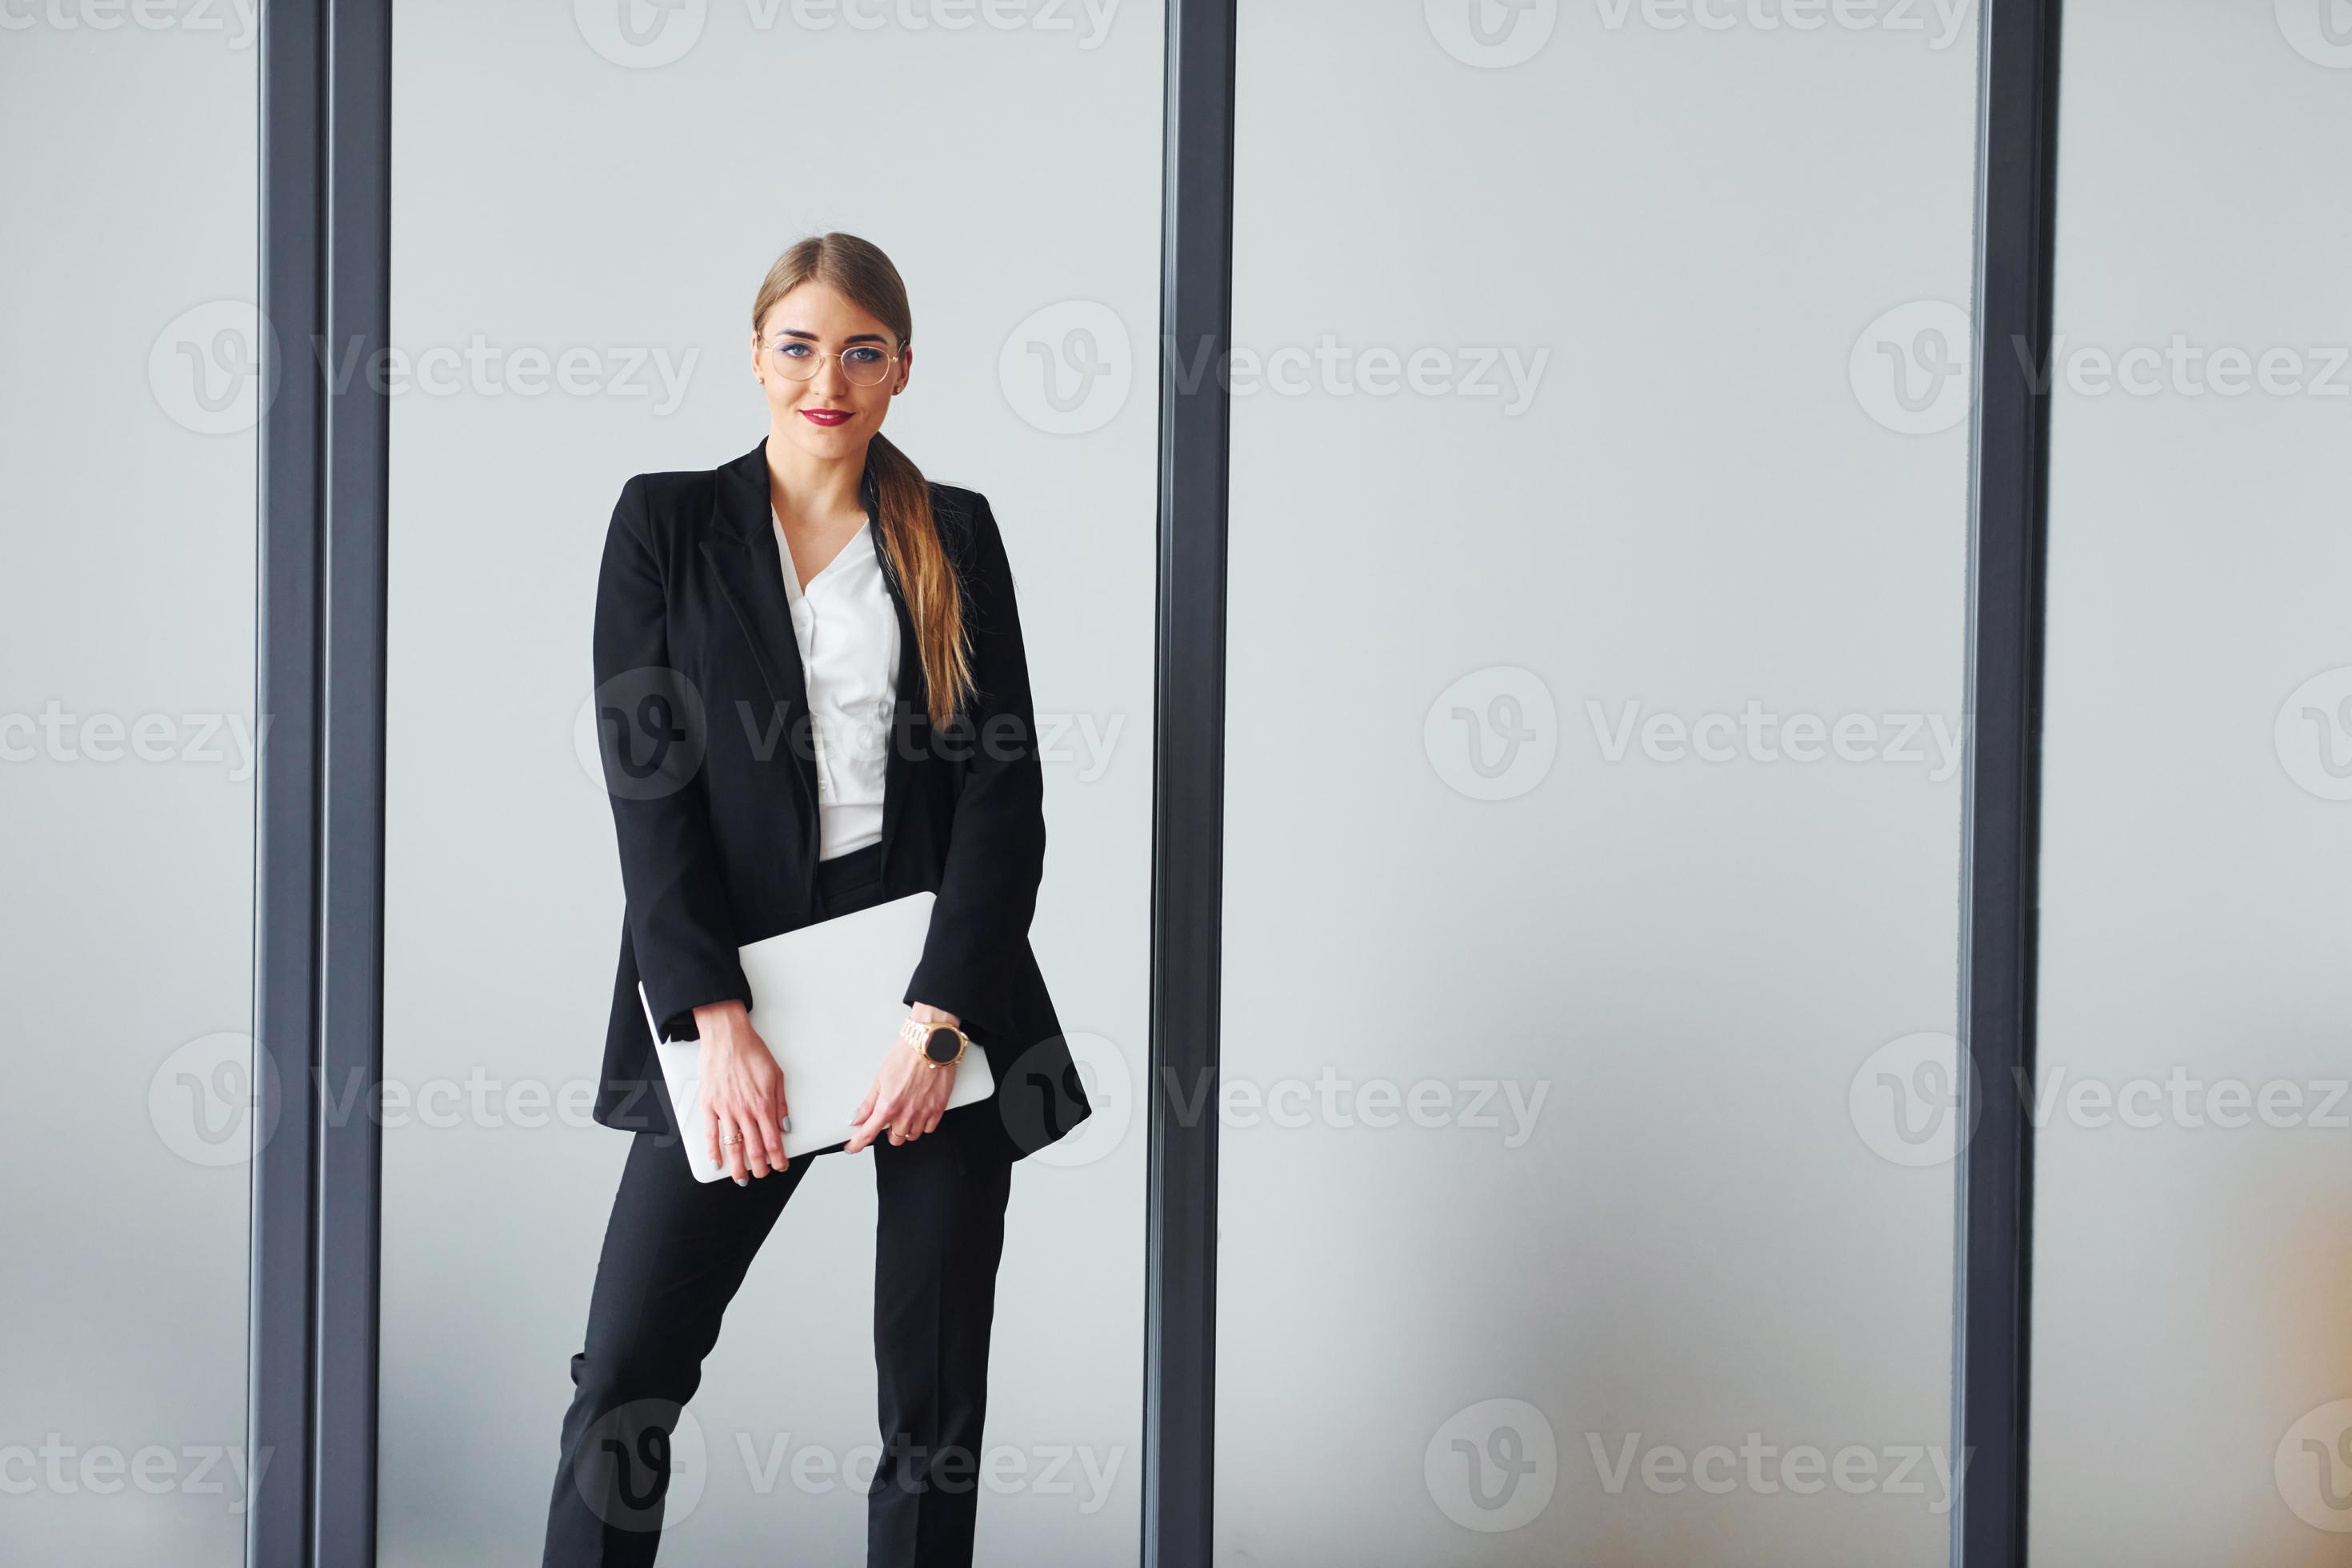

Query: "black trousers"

xmin=542 ymin=841 xmax=1017 ymax=1566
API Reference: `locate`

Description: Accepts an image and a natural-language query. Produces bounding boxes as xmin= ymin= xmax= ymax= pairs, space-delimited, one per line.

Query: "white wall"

xmin=2030 ymin=2 xmax=2352 ymax=1560
xmin=1218 ymin=2 xmax=1982 ymax=1562
xmin=378 ymin=3 xmax=1161 ymax=1562
xmin=0 ymin=14 xmax=258 ymax=1566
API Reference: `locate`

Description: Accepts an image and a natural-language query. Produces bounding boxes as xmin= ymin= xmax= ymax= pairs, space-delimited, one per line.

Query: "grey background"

xmin=14 ymin=1 xmax=2350 ymax=1564
xmin=0 ymin=16 xmax=260 ymax=1568
xmin=377 ymin=3 xmax=1159 ymax=1563
xmin=1217 ymin=3 xmax=1981 ymax=1563
xmin=2029 ymin=1 xmax=2352 ymax=1560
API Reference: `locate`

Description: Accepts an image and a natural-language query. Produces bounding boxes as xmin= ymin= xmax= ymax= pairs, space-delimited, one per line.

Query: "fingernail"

xmin=734 ymin=1177 xmax=747 ymax=1187
xmin=782 ymin=1117 xmax=791 ymax=1132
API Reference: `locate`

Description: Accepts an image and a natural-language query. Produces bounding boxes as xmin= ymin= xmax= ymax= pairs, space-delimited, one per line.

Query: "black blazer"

xmin=586 ymin=436 xmax=1092 ymax=1166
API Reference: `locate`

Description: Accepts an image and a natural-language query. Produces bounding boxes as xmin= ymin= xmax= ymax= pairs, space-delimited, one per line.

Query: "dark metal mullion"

xmin=314 ymin=0 xmax=394 ymax=1562
xmin=254 ymin=2 xmax=394 ymax=1564
xmin=1145 ymin=2 xmax=1237 ymax=1566
xmin=1954 ymin=1 xmax=2063 ymax=1565
xmin=252 ymin=0 xmax=325 ymax=1562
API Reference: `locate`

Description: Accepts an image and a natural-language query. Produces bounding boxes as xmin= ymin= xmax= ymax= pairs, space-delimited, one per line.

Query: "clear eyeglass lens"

xmin=767 ymin=342 xmax=894 ymax=386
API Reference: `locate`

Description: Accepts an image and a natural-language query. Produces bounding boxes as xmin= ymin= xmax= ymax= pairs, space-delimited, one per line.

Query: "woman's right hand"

xmin=693 ymin=999 xmax=790 ymax=1183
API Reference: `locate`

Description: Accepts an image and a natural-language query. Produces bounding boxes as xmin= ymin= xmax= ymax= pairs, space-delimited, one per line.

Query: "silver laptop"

xmin=635 ymin=890 xmax=996 ymax=1179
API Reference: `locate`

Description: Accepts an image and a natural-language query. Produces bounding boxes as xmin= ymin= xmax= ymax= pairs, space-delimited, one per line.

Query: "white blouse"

xmin=774 ymin=509 xmax=901 ymax=861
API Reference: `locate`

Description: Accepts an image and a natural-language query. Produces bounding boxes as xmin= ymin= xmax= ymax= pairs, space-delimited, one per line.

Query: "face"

xmin=750 ymin=281 xmax=911 ymax=463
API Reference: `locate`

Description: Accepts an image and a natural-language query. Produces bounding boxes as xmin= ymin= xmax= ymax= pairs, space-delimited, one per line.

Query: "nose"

xmin=810 ymin=352 xmax=854 ymax=397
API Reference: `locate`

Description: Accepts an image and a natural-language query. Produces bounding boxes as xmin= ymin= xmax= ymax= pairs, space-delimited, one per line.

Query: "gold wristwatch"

xmin=898 ymin=1014 xmax=970 ymax=1069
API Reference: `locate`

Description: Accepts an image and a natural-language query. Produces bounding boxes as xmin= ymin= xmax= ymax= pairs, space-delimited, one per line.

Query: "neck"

xmin=762 ymin=430 xmax=870 ymax=524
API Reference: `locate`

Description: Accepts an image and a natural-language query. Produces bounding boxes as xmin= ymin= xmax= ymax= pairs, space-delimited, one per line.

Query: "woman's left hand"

xmin=845 ymin=1002 xmax=960 ymax=1153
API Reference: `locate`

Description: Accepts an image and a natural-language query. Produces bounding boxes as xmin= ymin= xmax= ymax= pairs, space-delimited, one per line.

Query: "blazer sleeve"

xmin=592 ymin=474 xmax=753 ymax=1040
xmin=902 ymin=490 xmax=1046 ymax=1037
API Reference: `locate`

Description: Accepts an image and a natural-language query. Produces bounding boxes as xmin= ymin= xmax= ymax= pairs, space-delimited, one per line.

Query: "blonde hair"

xmin=752 ymin=232 xmax=972 ymax=730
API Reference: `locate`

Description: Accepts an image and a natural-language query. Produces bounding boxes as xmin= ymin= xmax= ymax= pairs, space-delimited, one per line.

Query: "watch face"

xmin=923 ymin=1026 xmax=961 ymax=1063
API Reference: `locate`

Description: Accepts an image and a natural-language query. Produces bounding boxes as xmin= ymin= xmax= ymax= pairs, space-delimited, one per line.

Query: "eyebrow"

xmin=773 ymin=327 xmax=891 ymax=346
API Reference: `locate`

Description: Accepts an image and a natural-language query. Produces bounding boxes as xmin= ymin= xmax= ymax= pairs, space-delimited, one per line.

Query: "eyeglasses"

xmin=762 ymin=338 xmax=902 ymax=386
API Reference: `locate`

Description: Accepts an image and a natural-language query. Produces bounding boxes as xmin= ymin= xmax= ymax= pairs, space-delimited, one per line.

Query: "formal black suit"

xmin=542 ymin=437 xmax=1092 ymax=1566
xmin=585 ymin=434 xmax=1091 ymax=1167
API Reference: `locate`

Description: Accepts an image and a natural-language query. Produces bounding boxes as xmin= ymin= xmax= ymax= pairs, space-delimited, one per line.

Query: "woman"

xmin=542 ymin=232 xmax=1093 ymax=1566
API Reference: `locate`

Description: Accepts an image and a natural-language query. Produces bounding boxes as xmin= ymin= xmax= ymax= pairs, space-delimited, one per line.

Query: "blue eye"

xmin=775 ymin=342 xmax=812 ymax=358
xmin=843 ymin=346 xmax=883 ymax=366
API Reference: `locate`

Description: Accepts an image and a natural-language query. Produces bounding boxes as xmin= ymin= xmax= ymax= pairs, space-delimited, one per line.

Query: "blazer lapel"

xmin=702 ymin=438 xmax=819 ymax=847
xmin=703 ymin=435 xmax=925 ymax=887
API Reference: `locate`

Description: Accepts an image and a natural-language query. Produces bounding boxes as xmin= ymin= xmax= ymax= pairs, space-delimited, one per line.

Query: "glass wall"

xmin=1218 ymin=3 xmax=1984 ymax=1561
xmin=0 ymin=16 xmax=258 ymax=1566
xmin=378 ymin=4 xmax=1161 ymax=1562
xmin=2029 ymin=2 xmax=2352 ymax=1560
